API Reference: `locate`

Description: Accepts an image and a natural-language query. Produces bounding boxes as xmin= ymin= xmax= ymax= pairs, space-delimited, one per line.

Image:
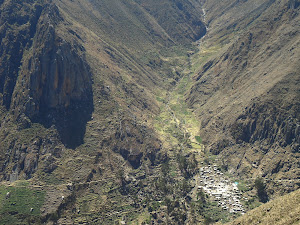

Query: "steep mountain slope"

xmin=0 ymin=0 xmax=299 ymax=224
xmin=223 ymin=188 xmax=300 ymax=225
xmin=186 ymin=0 xmax=300 ymax=196
xmin=0 ymin=0 xmax=206 ymax=179
xmin=0 ymin=0 xmax=207 ymax=224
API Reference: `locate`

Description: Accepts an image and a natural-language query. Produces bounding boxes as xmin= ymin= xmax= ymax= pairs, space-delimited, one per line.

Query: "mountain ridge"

xmin=0 ymin=0 xmax=299 ymax=224
xmin=186 ymin=0 xmax=299 ymax=197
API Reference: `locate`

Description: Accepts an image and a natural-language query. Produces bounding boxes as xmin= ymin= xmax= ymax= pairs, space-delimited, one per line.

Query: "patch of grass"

xmin=0 ymin=185 xmax=45 ymax=224
xmin=14 ymin=180 xmax=30 ymax=187
xmin=156 ymin=96 xmax=165 ymax=103
xmin=204 ymin=201 xmax=231 ymax=224
xmin=195 ymin=136 xmax=202 ymax=144
xmin=191 ymin=142 xmax=202 ymax=149
xmin=236 ymin=180 xmax=250 ymax=192
xmin=203 ymin=153 xmax=217 ymax=165
xmin=245 ymin=197 xmax=262 ymax=210
xmin=38 ymin=171 xmax=62 ymax=185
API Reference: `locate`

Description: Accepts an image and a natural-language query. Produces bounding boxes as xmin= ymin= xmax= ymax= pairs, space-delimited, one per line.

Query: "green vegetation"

xmin=176 ymin=153 xmax=198 ymax=178
xmin=0 ymin=184 xmax=45 ymax=224
xmin=156 ymin=96 xmax=165 ymax=103
xmin=3 ymin=0 xmax=296 ymax=224
xmin=254 ymin=177 xmax=269 ymax=203
xmin=195 ymin=136 xmax=202 ymax=144
xmin=190 ymin=188 xmax=233 ymax=224
xmin=203 ymin=201 xmax=231 ymax=224
xmin=227 ymin=189 xmax=300 ymax=225
xmin=236 ymin=180 xmax=250 ymax=192
xmin=244 ymin=197 xmax=262 ymax=210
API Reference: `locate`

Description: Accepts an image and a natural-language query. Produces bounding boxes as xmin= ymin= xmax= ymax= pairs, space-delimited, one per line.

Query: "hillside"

xmin=223 ymin=189 xmax=300 ymax=225
xmin=0 ymin=0 xmax=299 ymax=224
xmin=0 ymin=0 xmax=206 ymax=178
xmin=0 ymin=0 xmax=208 ymax=224
xmin=186 ymin=0 xmax=300 ymax=196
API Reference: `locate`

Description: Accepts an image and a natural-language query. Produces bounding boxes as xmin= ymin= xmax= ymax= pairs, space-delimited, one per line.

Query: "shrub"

xmin=254 ymin=177 xmax=268 ymax=203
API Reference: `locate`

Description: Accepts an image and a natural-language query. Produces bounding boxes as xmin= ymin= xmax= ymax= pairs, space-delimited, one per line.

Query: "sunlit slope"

xmin=223 ymin=189 xmax=300 ymax=225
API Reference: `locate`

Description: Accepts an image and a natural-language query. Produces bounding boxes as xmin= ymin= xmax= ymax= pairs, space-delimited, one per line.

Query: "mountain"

xmin=0 ymin=0 xmax=299 ymax=224
xmin=0 ymin=0 xmax=206 ymax=177
xmin=223 ymin=188 xmax=300 ymax=225
xmin=186 ymin=0 xmax=299 ymax=196
xmin=0 ymin=0 xmax=207 ymax=224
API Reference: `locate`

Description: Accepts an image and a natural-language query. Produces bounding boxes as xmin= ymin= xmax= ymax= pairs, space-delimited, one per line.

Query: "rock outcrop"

xmin=10 ymin=3 xmax=93 ymax=148
xmin=108 ymin=119 xmax=162 ymax=169
xmin=0 ymin=0 xmax=43 ymax=109
xmin=231 ymin=74 xmax=300 ymax=150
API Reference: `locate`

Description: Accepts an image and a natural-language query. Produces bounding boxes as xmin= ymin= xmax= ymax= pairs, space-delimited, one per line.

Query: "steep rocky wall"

xmin=0 ymin=0 xmax=94 ymax=180
xmin=0 ymin=0 xmax=93 ymax=148
xmin=0 ymin=126 xmax=63 ymax=181
xmin=10 ymin=3 xmax=93 ymax=148
xmin=0 ymin=0 xmax=44 ymax=109
xmin=0 ymin=0 xmax=208 ymax=181
xmin=231 ymin=73 xmax=300 ymax=149
xmin=111 ymin=119 xmax=162 ymax=169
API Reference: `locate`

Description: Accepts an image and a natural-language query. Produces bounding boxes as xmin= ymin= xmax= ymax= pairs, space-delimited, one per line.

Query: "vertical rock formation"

xmin=0 ymin=0 xmax=43 ymax=109
xmin=10 ymin=2 xmax=93 ymax=148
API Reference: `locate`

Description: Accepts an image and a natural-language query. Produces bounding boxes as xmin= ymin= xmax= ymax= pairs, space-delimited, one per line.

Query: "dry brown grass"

xmin=223 ymin=189 xmax=300 ymax=225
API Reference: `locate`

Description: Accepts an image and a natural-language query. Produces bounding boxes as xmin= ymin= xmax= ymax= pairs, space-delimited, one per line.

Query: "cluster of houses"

xmin=197 ymin=165 xmax=245 ymax=214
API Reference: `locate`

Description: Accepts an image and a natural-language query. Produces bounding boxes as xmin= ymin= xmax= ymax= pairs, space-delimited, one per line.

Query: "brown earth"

xmin=186 ymin=0 xmax=300 ymax=197
xmin=0 ymin=0 xmax=299 ymax=224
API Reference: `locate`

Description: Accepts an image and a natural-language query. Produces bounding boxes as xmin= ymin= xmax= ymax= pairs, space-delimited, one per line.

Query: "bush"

xmin=204 ymin=216 xmax=214 ymax=225
xmin=254 ymin=177 xmax=268 ymax=203
xmin=195 ymin=136 xmax=202 ymax=144
xmin=161 ymin=160 xmax=170 ymax=177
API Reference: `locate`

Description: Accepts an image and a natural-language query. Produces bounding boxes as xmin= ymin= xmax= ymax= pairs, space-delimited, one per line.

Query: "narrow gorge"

xmin=0 ymin=0 xmax=299 ymax=224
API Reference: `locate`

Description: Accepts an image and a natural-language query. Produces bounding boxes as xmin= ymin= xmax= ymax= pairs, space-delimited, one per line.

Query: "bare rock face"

xmin=232 ymin=96 xmax=300 ymax=149
xmin=0 ymin=132 xmax=63 ymax=181
xmin=111 ymin=119 xmax=162 ymax=169
xmin=11 ymin=3 xmax=93 ymax=148
xmin=0 ymin=0 xmax=93 ymax=181
xmin=0 ymin=0 xmax=43 ymax=109
xmin=0 ymin=1 xmax=93 ymax=149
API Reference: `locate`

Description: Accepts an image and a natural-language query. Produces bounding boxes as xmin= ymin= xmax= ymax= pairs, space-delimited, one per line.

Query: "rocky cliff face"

xmin=6 ymin=2 xmax=93 ymax=148
xmin=1 ymin=0 xmax=298 ymax=223
xmin=0 ymin=0 xmax=43 ymax=109
xmin=0 ymin=1 xmax=94 ymax=184
xmin=0 ymin=0 xmax=207 ymax=180
xmin=111 ymin=119 xmax=162 ymax=169
xmin=231 ymin=74 xmax=300 ymax=149
xmin=20 ymin=4 xmax=93 ymax=148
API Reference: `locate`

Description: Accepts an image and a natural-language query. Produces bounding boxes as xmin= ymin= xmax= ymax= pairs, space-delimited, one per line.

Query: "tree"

xmin=204 ymin=216 xmax=214 ymax=225
xmin=161 ymin=160 xmax=170 ymax=178
xmin=189 ymin=154 xmax=198 ymax=175
xmin=254 ymin=177 xmax=268 ymax=203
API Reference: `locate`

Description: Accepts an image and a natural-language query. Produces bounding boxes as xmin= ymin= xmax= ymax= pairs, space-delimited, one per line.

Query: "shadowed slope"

xmin=187 ymin=0 xmax=299 ymax=195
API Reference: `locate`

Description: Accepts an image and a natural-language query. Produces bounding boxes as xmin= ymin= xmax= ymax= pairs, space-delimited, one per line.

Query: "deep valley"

xmin=0 ymin=0 xmax=299 ymax=224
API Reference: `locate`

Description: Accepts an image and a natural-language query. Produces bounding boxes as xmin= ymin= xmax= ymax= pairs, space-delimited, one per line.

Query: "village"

xmin=196 ymin=164 xmax=246 ymax=215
